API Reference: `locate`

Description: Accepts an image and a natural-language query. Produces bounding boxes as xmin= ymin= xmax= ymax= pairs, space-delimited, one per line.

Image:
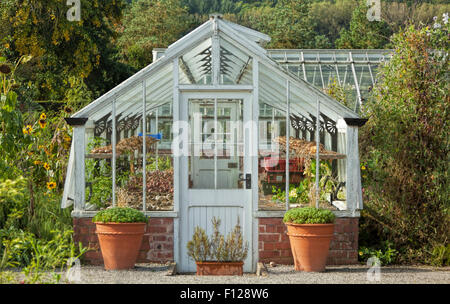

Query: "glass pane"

xmin=179 ymin=38 xmax=212 ymax=85
xmin=188 ymin=98 xmax=244 ymax=189
xmin=145 ymin=99 xmax=174 ymax=211
xmin=219 ymin=38 xmax=252 ymax=85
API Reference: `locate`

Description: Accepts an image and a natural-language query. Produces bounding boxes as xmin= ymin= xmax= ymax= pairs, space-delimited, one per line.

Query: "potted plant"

xmin=187 ymin=217 xmax=248 ymax=276
xmin=283 ymin=207 xmax=335 ymax=272
xmin=93 ymin=207 xmax=148 ymax=270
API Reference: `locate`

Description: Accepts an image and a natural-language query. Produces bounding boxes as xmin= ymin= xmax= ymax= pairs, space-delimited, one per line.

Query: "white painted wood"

xmin=73 ymin=126 xmax=86 ymax=211
xmin=172 ymin=58 xmax=181 ymax=268
xmin=349 ymin=52 xmax=362 ymax=111
xmin=179 ymin=84 xmax=253 ymax=92
xmin=112 ymin=98 xmax=116 ymax=207
xmin=71 ymin=210 xmax=179 ymax=218
xmin=179 ymin=92 xmax=253 ymax=273
xmin=346 ymin=125 xmax=363 ymax=212
xmin=142 ymin=80 xmax=147 ymax=211
xmin=222 ymin=19 xmax=271 ymax=45
xmin=253 ymin=210 xmax=360 ymax=218
xmin=315 ymin=97 xmax=320 ymax=209
xmin=285 ymin=80 xmax=290 ymax=211
xmin=211 ymin=18 xmax=220 ymax=86
xmin=251 ymin=59 xmax=259 ymax=272
xmin=61 ymin=140 xmax=75 ymax=208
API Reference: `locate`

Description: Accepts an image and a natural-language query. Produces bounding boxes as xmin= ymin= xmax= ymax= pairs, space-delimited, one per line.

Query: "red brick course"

xmin=73 ymin=217 xmax=174 ymax=265
xmin=258 ymin=217 xmax=359 ymax=265
xmin=74 ymin=216 xmax=359 ymax=267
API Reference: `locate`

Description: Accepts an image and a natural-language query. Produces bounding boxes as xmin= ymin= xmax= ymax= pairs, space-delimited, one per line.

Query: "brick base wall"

xmin=258 ymin=217 xmax=359 ymax=265
xmin=74 ymin=216 xmax=358 ymax=266
xmin=73 ymin=217 xmax=174 ymax=265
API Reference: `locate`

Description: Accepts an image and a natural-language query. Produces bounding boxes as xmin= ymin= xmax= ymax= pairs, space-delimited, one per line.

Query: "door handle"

xmin=238 ymin=173 xmax=251 ymax=189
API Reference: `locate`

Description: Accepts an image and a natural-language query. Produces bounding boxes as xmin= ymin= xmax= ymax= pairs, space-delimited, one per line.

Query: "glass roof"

xmin=266 ymin=49 xmax=393 ymax=111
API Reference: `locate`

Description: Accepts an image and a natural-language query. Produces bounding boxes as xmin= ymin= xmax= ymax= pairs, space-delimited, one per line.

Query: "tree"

xmin=359 ymin=15 xmax=449 ymax=264
xmin=240 ymin=0 xmax=324 ymax=48
xmin=335 ymin=0 xmax=393 ymax=49
xmin=0 ymin=0 xmax=126 ymax=101
xmin=310 ymin=0 xmax=358 ymax=47
xmin=117 ymin=0 xmax=194 ymax=70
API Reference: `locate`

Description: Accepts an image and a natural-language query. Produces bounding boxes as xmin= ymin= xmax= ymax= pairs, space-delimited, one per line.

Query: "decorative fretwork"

xmin=320 ymin=114 xmax=337 ymax=135
xmin=94 ymin=113 xmax=111 ymax=137
xmin=220 ymin=47 xmax=235 ymax=77
xmin=196 ymin=47 xmax=211 ymax=77
xmin=290 ymin=112 xmax=337 ymax=140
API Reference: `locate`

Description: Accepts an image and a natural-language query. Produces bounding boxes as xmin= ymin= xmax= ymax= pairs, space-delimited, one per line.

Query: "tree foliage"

xmin=117 ymin=0 xmax=194 ymax=70
xmin=0 ymin=0 xmax=126 ymax=100
xmin=239 ymin=0 xmax=329 ymax=48
xmin=336 ymin=0 xmax=393 ymax=48
xmin=359 ymin=17 xmax=449 ymax=264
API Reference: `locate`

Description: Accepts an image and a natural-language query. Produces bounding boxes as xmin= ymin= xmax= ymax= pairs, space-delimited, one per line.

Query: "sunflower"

xmin=46 ymin=181 xmax=56 ymax=190
xmin=38 ymin=119 xmax=46 ymax=129
xmin=43 ymin=162 xmax=50 ymax=170
xmin=0 ymin=64 xmax=11 ymax=74
xmin=40 ymin=112 xmax=46 ymax=120
xmin=22 ymin=125 xmax=33 ymax=135
xmin=33 ymin=160 xmax=41 ymax=165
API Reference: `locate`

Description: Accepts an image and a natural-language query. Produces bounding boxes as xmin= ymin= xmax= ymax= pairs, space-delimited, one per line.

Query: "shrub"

xmin=92 ymin=207 xmax=148 ymax=223
xmin=358 ymin=241 xmax=398 ymax=265
xmin=359 ymin=17 xmax=449 ymax=264
xmin=283 ymin=207 xmax=335 ymax=224
xmin=187 ymin=217 xmax=248 ymax=262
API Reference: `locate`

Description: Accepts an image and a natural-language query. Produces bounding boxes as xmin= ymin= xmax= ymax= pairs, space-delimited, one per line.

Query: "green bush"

xmin=359 ymin=18 xmax=449 ymax=264
xmin=92 ymin=207 xmax=148 ymax=223
xmin=283 ymin=207 xmax=335 ymax=224
xmin=358 ymin=241 xmax=398 ymax=265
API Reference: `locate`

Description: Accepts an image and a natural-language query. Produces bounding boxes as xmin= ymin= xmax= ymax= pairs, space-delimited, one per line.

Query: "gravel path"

xmin=77 ymin=263 xmax=450 ymax=284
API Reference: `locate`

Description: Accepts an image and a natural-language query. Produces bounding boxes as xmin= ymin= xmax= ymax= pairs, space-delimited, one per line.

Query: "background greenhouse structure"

xmin=62 ymin=15 xmax=389 ymax=272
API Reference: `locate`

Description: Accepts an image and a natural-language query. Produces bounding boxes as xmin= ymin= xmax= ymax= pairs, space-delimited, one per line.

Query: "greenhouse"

xmin=62 ymin=15 xmax=374 ymax=272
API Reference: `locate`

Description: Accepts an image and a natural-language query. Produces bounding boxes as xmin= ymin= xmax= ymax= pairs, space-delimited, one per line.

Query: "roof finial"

xmin=209 ymin=13 xmax=223 ymax=20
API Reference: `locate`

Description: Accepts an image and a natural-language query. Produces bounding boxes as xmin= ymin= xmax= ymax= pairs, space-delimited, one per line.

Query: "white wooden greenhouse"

xmin=62 ymin=15 xmax=384 ymax=272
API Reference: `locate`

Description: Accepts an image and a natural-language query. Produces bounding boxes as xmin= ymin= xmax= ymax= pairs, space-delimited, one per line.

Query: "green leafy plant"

xmin=358 ymin=241 xmax=398 ymax=265
xmin=359 ymin=17 xmax=449 ymax=264
xmin=430 ymin=244 xmax=450 ymax=267
xmin=92 ymin=207 xmax=148 ymax=223
xmin=283 ymin=207 xmax=335 ymax=224
xmin=272 ymin=160 xmax=339 ymax=205
xmin=187 ymin=217 xmax=248 ymax=262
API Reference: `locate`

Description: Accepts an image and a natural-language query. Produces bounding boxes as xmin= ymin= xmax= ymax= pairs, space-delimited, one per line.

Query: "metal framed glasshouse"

xmin=62 ymin=15 xmax=379 ymax=272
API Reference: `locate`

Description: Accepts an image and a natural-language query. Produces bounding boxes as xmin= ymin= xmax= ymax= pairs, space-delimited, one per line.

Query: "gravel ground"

xmin=77 ymin=263 xmax=450 ymax=284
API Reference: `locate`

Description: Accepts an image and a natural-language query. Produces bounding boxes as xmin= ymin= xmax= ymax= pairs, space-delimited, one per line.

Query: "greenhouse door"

xmin=179 ymin=92 xmax=254 ymax=273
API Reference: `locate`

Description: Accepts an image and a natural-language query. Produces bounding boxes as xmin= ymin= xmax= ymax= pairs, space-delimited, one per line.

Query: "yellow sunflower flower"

xmin=43 ymin=162 xmax=50 ymax=170
xmin=40 ymin=113 xmax=46 ymax=120
xmin=38 ymin=119 xmax=46 ymax=129
xmin=46 ymin=181 xmax=56 ymax=190
xmin=34 ymin=160 xmax=41 ymax=165
xmin=22 ymin=125 xmax=33 ymax=135
xmin=361 ymin=165 xmax=366 ymax=170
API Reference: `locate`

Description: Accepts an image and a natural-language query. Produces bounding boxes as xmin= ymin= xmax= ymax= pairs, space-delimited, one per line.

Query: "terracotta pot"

xmin=95 ymin=222 xmax=146 ymax=270
xmin=286 ymin=223 xmax=334 ymax=272
xmin=195 ymin=261 xmax=244 ymax=276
